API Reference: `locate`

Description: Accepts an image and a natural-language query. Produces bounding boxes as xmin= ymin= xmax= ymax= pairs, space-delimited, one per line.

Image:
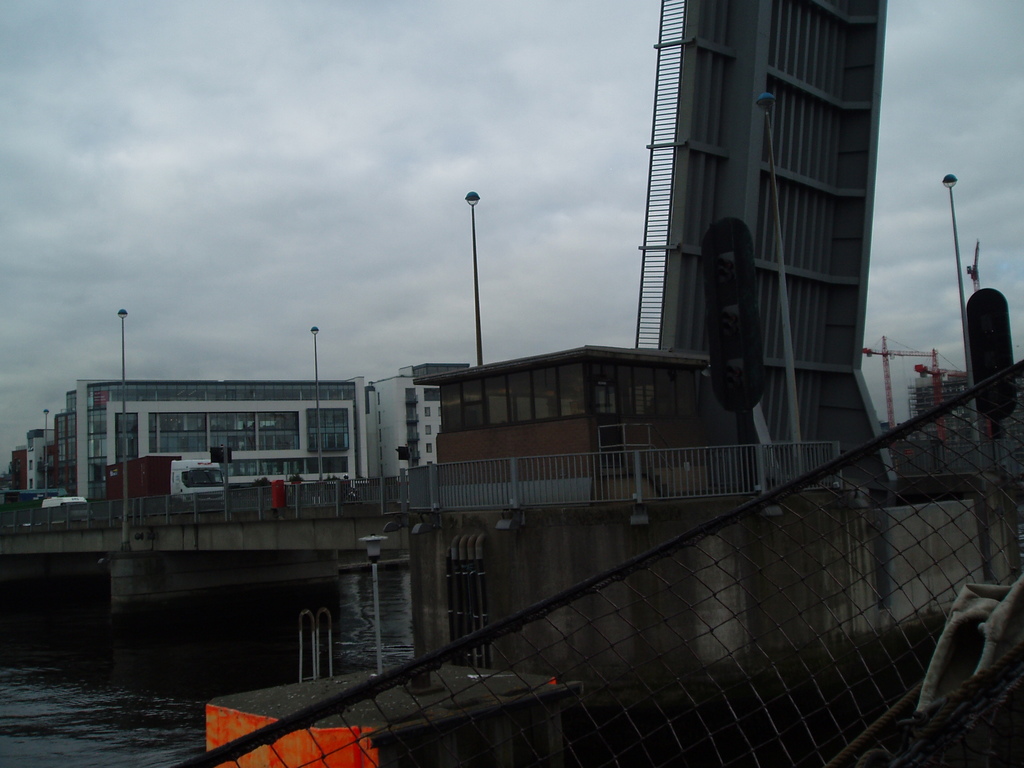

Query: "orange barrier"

xmin=206 ymin=703 xmax=378 ymax=768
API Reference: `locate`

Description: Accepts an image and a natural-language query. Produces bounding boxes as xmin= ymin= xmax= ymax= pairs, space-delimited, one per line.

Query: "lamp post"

xmin=117 ymin=308 xmax=129 ymax=550
xmin=360 ymin=534 xmax=387 ymax=674
xmin=465 ymin=191 xmax=483 ymax=366
xmin=756 ymin=92 xmax=802 ymax=443
xmin=943 ymin=174 xmax=974 ymax=388
xmin=311 ymin=326 xmax=323 ymax=481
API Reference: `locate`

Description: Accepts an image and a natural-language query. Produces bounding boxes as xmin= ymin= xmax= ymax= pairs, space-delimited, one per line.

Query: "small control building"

xmin=415 ymin=346 xmax=710 ymax=462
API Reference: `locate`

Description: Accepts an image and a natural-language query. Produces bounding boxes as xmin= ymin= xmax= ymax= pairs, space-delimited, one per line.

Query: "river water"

xmin=0 ymin=567 xmax=413 ymax=767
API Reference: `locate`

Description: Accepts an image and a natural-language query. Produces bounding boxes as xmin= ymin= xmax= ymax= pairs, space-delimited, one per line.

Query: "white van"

xmin=41 ymin=496 xmax=89 ymax=508
xmin=170 ymin=460 xmax=224 ymax=496
xmin=41 ymin=496 xmax=90 ymax=522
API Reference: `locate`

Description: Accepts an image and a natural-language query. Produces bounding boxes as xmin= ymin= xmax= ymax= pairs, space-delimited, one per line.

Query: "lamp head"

xmin=465 ymin=191 xmax=480 ymax=207
xmin=943 ymin=174 xmax=958 ymax=189
xmin=360 ymin=534 xmax=387 ymax=561
xmin=756 ymin=92 xmax=776 ymax=110
xmin=310 ymin=326 xmax=319 ymax=336
xmin=117 ymin=309 xmax=127 ymax=319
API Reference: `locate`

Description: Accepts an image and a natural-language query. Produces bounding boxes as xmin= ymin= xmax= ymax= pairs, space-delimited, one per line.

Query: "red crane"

xmin=913 ymin=360 xmax=967 ymax=441
xmin=862 ymin=337 xmax=935 ymax=427
xmin=913 ymin=362 xmax=967 ymax=406
xmin=965 ymin=240 xmax=980 ymax=292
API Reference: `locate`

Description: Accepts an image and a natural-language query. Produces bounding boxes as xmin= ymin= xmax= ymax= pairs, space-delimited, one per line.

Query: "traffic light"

xmin=210 ymin=446 xmax=233 ymax=463
xmin=967 ymin=288 xmax=1016 ymax=422
xmin=701 ymin=217 xmax=764 ymax=412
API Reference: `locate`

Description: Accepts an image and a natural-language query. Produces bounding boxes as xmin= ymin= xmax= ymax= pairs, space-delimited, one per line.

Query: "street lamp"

xmin=360 ymin=534 xmax=387 ymax=674
xmin=311 ymin=326 xmax=323 ymax=481
xmin=756 ymin=92 xmax=802 ymax=442
xmin=117 ymin=308 xmax=129 ymax=550
xmin=943 ymin=174 xmax=974 ymax=387
xmin=466 ymin=191 xmax=483 ymax=366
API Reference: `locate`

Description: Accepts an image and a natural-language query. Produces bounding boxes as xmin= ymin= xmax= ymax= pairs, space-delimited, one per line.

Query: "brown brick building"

xmin=415 ymin=346 xmax=710 ymax=463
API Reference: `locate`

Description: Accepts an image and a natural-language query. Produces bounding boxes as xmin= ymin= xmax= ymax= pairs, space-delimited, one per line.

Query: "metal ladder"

xmin=298 ymin=607 xmax=333 ymax=682
xmin=635 ymin=0 xmax=688 ymax=349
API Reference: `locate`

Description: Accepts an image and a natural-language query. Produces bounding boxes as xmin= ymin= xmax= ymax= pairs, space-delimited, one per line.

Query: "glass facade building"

xmin=58 ymin=379 xmax=366 ymax=499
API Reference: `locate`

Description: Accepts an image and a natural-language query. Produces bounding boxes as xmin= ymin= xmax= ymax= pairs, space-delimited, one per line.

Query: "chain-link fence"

xmin=179 ymin=361 xmax=1024 ymax=768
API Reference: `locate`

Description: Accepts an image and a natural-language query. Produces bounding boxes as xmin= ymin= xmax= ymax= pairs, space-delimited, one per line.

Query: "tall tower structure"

xmin=636 ymin=0 xmax=887 ymax=449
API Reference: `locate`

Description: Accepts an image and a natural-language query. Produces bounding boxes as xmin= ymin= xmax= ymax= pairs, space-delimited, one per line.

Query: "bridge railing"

xmin=1 ymin=443 xmax=841 ymax=532
xmin=407 ymin=441 xmax=840 ymax=511
xmin=0 ymin=477 xmax=402 ymax=533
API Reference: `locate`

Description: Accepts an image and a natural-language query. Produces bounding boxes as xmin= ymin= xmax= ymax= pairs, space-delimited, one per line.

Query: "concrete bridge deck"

xmin=0 ymin=504 xmax=406 ymax=557
xmin=0 ymin=502 xmax=408 ymax=613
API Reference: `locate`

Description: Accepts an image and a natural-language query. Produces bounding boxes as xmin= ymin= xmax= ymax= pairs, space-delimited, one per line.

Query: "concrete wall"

xmin=0 ymin=510 xmax=407 ymax=558
xmin=409 ymin=494 xmax=1018 ymax=703
xmin=109 ymin=550 xmax=339 ymax=613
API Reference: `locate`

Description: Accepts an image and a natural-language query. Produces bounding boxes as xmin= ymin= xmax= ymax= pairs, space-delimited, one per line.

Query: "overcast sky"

xmin=1 ymin=1 xmax=1022 ymax=456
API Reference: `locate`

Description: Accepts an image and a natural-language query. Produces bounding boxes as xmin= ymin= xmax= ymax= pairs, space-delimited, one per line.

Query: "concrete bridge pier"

xmin=109 ymin=549 xmax=340 ymax=614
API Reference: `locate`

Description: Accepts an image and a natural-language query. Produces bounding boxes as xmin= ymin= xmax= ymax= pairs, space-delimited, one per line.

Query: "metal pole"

xmin=361 ymin=534 xmax=387 ymax=675
xmin=466 ymin=192 xmax=483 ymax=366
xmin=758 ymin=94 xmax=802 ymax=442
xmin=311 ymin=327 xmax=323 ymax=480
xmin=118 ymin=308 xmax=130 ymax=550
xmin=371 ymin=560 xmax=383 ymax=675
xmin=944 ymin=175 xmax=974 ymax=387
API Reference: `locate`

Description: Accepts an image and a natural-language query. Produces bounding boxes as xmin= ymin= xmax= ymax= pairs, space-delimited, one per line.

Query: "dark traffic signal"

xmin=702 ymin=218 xmax=764 ymax=412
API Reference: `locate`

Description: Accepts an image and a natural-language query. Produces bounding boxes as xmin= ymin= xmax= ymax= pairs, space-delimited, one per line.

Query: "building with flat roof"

xmin=415 ymin=346 xmax=709 ymax=463
xmin=366 ymin=363 xmax=470 ymax=477
xmin=54 ymin=379 xmax=368 ymax=499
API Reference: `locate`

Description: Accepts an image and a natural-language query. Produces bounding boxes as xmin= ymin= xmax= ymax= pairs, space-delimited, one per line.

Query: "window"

xmin=424 ymin=407 xmax=431 ymax=417
xmin=532 ymin=368 xmax=558 ymax=420
xmin=462 ymin=380 xmax=484 ymax=427
xmin=485 ymin=376 xmax=509 ymax=424
xmin=592 ymin=366 xmax=617 ymax=414
xmin=559 ymin=365 xmax=585 ymax=416
xmin=152 ymin=413 xmax=207 ymax=452
xmin=425 ymin=425 xmax=432 ymax=435
xmin=426 ymin=443 xmax=433 ymax=454
xmin=632 ymin=366 xmax=656 ymax=416
xmin=307 ymin=408 xmax=349 ymax=451
xmin=509 ymin=372 xmax=532 ymax=422
xmin=114 ymin=413 xmax=139 ymax=461
xmin=211 ymin=412 xmax=256 ymax=451
xmin=258 ymin=412 xmax=299 ymax=450
xmin=441 ymin=385 xmax=462 ymax=430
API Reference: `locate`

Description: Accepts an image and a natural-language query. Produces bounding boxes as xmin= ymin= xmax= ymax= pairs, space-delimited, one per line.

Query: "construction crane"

xmin=965 ymin=240 xmax=980 ymax=292
xmin=912 ymin=362 xmax=968 ymax=407
xmin=862 ymin=337 xmax=935 ymax=427
xmin=912 ymin=361 xmax=967 ymax=441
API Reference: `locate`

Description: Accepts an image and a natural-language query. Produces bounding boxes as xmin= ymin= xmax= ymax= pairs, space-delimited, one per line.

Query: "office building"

xmin=54 ymin=379 xmax=368 ymax=499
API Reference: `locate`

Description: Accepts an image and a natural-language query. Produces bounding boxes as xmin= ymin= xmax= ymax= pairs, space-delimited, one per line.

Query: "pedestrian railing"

xmin=1 ymin=442 xmax=840 ymax=533
xmin=408 ymin=440 xmax=840 ymax=511
xmin=0 ymin=477 xmax=401 ymax=532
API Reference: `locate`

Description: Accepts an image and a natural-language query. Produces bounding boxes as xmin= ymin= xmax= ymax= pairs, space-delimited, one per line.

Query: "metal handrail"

xmin=298 ymin=607 xmax=333 ymax=682
xmin=0 ymin=442 xmax=842 ymax=531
